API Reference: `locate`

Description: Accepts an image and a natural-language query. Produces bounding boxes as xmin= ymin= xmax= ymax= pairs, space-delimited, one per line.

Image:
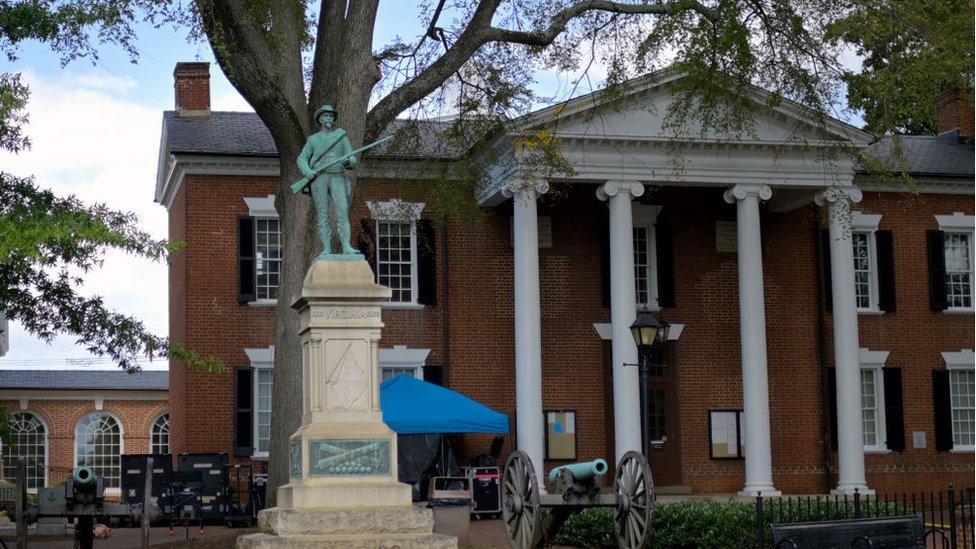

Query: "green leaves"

xmin=828 ymin=0 xmax=975 ymax=135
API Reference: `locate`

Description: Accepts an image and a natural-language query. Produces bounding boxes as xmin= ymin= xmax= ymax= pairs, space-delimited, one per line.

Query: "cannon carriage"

xmin=501 ymin=450 xmax=655 ymax=549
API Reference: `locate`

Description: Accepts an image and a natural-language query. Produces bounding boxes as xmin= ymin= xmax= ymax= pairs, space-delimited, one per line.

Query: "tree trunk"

xmin=265 ymin=51 xmax=378 ymax=506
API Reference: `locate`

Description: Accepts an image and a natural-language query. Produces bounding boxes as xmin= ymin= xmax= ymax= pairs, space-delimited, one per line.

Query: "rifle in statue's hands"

xmin=291 ymin=135 xmax=394 ymax=195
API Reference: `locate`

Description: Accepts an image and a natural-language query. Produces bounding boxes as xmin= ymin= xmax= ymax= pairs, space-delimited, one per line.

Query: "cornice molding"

xmin=724 ymin=184 xmax=772 ymax=204
xmin=597 ymin=180 xmax=645 ymax=201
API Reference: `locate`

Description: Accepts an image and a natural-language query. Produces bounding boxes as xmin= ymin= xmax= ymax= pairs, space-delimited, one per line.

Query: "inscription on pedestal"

xmin=309 ymin=439 xmax=391 ymax=476
xmin=312 ymin=307 xmax=381 ymax=320
xmin=289 ymin=441 xmax=302 ymax=478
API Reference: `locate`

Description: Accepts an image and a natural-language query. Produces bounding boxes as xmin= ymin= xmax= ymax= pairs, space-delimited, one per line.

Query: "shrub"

xmin=549 ymin=498 xmax=912 ymax=548
xmin=551 ymin=500 xmax=756 ymax=548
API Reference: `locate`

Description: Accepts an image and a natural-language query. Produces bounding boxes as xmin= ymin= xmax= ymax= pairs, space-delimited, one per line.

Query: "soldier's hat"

xmin=314 ymin=104 xmax=339 ymax=122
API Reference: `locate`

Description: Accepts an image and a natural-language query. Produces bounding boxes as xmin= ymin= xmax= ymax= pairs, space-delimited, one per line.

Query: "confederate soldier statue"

xmin=295 ymin=104 xmax=360 ymax=259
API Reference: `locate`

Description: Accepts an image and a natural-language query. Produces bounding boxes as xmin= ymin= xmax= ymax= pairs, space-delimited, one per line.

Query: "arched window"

xmin=150 ymin=413 xmax=170 ymax=455
xmin=75 ymin=412 xmax=123 ymax=489
xmin=2 ymin=412 xmax=48 ymax=490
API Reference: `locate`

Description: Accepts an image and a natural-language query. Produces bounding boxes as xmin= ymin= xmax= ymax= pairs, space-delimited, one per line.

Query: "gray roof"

xmin=862 ymin=132 xmax=975 ymax=177
xmin=0 ymin=369 xmax=169 ymax=391
xmin=163 ymin=111 xmax=474 ymax=160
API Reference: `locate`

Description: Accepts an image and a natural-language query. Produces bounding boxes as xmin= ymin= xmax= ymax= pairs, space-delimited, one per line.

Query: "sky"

xmin=0 ymin=3 xmax=863 ymax=371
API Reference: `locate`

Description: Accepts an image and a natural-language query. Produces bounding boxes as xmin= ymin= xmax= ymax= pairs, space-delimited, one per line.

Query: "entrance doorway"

xmin=602 ymin=343 xmax=681 ymax=487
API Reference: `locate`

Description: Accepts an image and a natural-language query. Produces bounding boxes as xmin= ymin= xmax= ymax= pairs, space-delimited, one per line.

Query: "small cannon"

xmin=10 ymin=458 xmax=159 ymax=549
xmin=502 ymin=451 xmax=654 ymax=549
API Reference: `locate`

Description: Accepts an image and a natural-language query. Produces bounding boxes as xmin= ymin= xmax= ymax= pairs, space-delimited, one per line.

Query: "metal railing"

xmin=754 ymin=486 xmax=976 ymax=548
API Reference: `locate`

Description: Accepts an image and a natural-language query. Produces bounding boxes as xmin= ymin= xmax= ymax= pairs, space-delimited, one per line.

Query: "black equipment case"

xmin=120 ymin=454 xmax=172 ymax=508
xmin=176 ymin=453 xmax=230 ymax=521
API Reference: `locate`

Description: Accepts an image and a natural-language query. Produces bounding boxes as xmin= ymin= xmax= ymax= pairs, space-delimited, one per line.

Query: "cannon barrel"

xmin=72 ymin=467 xmax=97 ymax=492
xmin=548 ymin=458 xmax=609 ymax=482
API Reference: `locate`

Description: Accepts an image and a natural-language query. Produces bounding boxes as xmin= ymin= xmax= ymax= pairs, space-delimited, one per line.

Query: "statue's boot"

xmin=337 ymin=223 xmax=358 ymax=255
xmin=318 ymin=228 xmax=333 ymax=257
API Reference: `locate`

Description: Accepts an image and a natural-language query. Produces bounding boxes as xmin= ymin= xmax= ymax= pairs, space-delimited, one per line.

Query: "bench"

xmin=771 ymin=515 xmax=925 ymax=548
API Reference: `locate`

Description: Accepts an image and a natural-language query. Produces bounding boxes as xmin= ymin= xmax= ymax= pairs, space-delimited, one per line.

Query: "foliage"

xmin=828 ymin=0 xmax=975 ymax=135
xmin=0 ymin=0 xmax=223 ymax=373
xmin=551 ymin=498 xmax=912 ymax=547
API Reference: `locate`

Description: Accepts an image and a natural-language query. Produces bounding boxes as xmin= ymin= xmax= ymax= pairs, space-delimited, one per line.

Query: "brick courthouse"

xmin=156 ymin=62 xmax=974 ymax=496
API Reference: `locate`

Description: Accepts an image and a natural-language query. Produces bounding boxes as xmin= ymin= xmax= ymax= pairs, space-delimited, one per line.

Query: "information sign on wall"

xmin=545 ymin=410 xmax=577 ymax=460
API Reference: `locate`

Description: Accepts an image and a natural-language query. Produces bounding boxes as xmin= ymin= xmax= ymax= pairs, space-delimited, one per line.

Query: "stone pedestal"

xmin=238 ymin=260 xmax=456 ymax=548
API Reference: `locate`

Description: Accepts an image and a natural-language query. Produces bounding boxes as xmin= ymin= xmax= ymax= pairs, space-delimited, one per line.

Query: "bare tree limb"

xmin=366 ymin=0 xmax=718 ymax=138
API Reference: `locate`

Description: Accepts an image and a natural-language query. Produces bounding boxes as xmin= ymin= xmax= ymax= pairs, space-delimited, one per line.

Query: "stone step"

xmin=259 ymin=505 xmax=434 ymax=537
xmin=236 ymin=532 xmax=458 ymax=549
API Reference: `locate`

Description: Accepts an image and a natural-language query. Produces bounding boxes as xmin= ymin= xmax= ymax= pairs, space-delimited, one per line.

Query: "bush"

xmin=549 ymin=498 xmax=913 ymax=548
xmin=552 ymin=500 xmax=756 ymax=548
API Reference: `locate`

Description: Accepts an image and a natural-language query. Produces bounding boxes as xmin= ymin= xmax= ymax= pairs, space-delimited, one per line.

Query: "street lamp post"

xmin=629 ymin=308 xmax=669 ymax=459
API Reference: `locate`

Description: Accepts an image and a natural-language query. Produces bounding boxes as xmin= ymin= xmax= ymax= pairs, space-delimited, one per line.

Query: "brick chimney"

xmin=935 ymin=89 xmax=974 ymax=137
xmin=174 ymin=62 xmax=211 ymax=117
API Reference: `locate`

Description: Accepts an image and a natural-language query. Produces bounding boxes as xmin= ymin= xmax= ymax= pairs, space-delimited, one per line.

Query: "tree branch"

xmin=486 ymin=0 xmax=718 ymax=47
xmin=366 ymin=0 xmax=718 ymax=139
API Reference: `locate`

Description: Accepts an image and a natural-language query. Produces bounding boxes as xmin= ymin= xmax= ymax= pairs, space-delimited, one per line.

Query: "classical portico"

xmin=477 ymin=69 xmax=873 ymax=494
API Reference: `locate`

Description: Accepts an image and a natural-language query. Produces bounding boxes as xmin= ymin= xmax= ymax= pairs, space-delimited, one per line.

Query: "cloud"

xmin=0 ymin=69 xmax=169 ymax=370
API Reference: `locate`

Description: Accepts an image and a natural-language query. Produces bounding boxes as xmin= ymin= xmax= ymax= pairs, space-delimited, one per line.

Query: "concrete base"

xmin=277 ymin=480 xmax=413 ymax=510
xmin=236 ymin=505 xmax=457 ymax=548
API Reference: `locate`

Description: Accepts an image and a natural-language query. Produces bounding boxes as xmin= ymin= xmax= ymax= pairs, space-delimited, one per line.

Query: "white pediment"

xmin=513 ymin=71 xmax=869 ymax=146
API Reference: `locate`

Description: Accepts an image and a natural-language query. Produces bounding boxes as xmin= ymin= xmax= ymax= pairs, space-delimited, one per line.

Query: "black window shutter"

xmin=828 ymin=367 xmax=838 ymax=451
xmin=416 ymin=219 xmax=437 ymax=306
xmin=599 ymin=216 xmax=611 ymax=308
xmin=876 ymin=230 xmax=896 ymax=312
xmin=882 ymin=367 xmax=905 ymax=451
xmin=655 ymin=222 xmax=676 ymax=308
xmin=238 ymin=217 xmax=256 ymax=303
xmin=234 ymin=366 xmax=253 ymax=456
xmin=932 ymin=370 xmax=953 ymax=451
xmin=927 ymin=230 xmax=947 ymax=311
xmin=821 ymin=229 xmax=833 ymax=312
xmin=357 ymin=218 xmax=377 ymax=277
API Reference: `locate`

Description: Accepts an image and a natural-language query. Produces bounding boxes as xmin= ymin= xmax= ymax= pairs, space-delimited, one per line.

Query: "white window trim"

xmin=943 ymin=349 xmax=975 ymax=452
xmin=2 ymin=411 xmax=50 ymax=492
xmin=937 ymin=213 xmax=976 ymax=313
xmin=368 ymin=200 xmax=425 ymax=308
xmin=246 ymin=346 xmax=275 ymax=459
xmin=859 ymin=348 xmax=890 ymax=453
xmin=850 ymin=212 xmax=883 ymax=314
xmin=73 ymin=411 xmax=124 ymax=496
xmin=150 ymin=412 xmax=171 ymax=455
xmin=633 ymin=205 xmax=662 ymax=311
xmin=378 ymin=345 xmax=430 ymax=380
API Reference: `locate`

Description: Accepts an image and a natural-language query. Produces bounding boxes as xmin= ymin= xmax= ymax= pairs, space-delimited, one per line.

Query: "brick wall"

xmin=0 ymin=397 xmax=167 ymax=486
xmin=167 ymin=172 xmax=975 ymax=495
xmin=936 ymin=89 xmax=974 ymax=136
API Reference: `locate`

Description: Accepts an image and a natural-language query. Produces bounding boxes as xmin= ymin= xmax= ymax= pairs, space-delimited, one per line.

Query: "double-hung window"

xmin=944 ymin=232 xmax=973 ymax=309
xmin=240 ymin=195 xmax=282 ymax=304
xmin=850 ymin=213 xmax=883 ymax=313
xmin=949 ymin=369 xmax=975 ymax=449
xmin=859 ymin=348 xmax=889 ymax=452
xmin=244 ymin=346 xmax=275 ymax=459
xmin=633 ymin=205 xmax=663 ymax=310
xmin=255 ymin=218 xmax=281 ymax=301
xmin=368 ymin=200 xmax=425 ymax=306
xmin=934 ymin=213 xmax=975 ymax=312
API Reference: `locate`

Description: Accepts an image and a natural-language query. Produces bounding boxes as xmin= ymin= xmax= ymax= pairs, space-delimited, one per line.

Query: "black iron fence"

xmin=754 ymin=485 xmax=975 ymax=548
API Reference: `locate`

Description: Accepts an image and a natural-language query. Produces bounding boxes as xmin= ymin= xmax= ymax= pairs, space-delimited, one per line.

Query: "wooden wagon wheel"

xmin=501 ymin=451 xmax=542 ymax=548
xmin=613 ymin=451 xmax=655 ymax=549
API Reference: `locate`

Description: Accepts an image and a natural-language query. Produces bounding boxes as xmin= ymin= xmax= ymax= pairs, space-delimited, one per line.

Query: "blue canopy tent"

xmin=380 ymin=375 xmax=509 ymax=501
xmin=380 ymin=374 xmax=509 ymax=434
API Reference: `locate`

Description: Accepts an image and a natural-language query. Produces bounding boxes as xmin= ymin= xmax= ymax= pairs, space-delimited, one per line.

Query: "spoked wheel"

xmin=613 ymin=451 xmax=655 ymax=549
xmin=501 ymin=451 xmax=541 ymax=548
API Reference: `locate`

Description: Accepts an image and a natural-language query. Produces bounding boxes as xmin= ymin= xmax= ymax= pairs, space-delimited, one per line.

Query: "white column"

xmin=816 ymin=186 xmax=872 ymax=495
xmin=723 ymin=184 xmax=780 ymax=497
xmin=597 ymin=180 xmax=645 ymax=462
xmin=504 ymin=179 xmax=548 ymax=484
